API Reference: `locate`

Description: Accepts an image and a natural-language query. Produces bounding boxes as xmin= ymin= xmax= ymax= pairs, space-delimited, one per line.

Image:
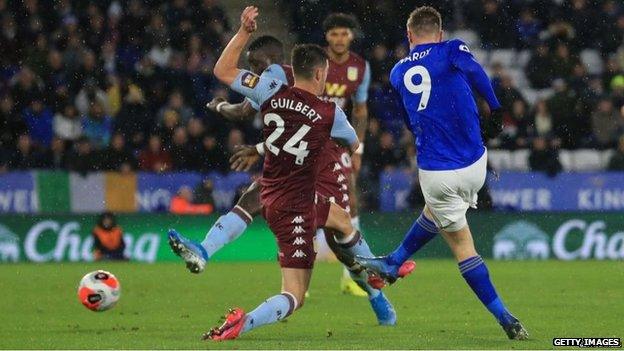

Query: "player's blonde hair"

xmin=407 ymin=6 xmax=442 ymax=35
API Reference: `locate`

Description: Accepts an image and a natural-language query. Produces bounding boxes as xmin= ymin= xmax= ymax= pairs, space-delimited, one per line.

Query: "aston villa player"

xmin=318 ymin=13 xmax=372 ymax=296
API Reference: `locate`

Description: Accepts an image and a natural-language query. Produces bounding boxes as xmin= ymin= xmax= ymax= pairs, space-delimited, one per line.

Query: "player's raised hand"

xmin=230 ymin=144 xmax=262 ymax=172
xmin=240 ymin=6 xmax=258 ymax=33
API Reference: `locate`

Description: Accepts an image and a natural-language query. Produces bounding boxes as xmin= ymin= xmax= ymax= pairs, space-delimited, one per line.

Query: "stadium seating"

xmin=488 ymin=149 xmax=615 ymax=172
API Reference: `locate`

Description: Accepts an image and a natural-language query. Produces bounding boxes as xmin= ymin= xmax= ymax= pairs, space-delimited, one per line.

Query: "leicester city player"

xmin=355 ymin=7 xmax=529 ymax=340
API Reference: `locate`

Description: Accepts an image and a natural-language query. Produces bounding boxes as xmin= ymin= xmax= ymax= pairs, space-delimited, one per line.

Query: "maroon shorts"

xmin=263 ymin=205 xmax=318 ymax=269
xmin=262 ymin=195 xmax=336 ymax=269
xmin=316 ymin=147 xmax=352 ymax=213
xmin=314 ymin=193 xmax=331 ymax=228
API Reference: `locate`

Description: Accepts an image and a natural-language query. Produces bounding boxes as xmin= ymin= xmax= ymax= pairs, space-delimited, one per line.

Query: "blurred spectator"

xmin=550 ymin=43 xmax=580 ymax=80
xmin=193 ymin=179 xmax=215 ymax=206
xmin=102 ymin=133 xmax=136 ymax=172
xmin=106 ymin=75 xmax=122 ymax=117
xmin=567 ymin=0 xmax=598 ymax=49
xmin=591 ymin=99 xmax=620 ymax=148
xmin=158 ymin=109 xmax=181 ymax=147
xmin=500 ymin=100 xmax=531 ymax=149
xmin=65 ymin=137 xmax=99 ymax=174
xmin=8 ymin=134 xmax=42 ymax=169
xmin=516 ymin=8 xmax=542 ymax=49
xmin=367 ymin=132 xmax=405 ymax=178
xmin=170 ymin=186 xmax=214 ymax=214
xmin=532 ymin=100 xmax=554 ymax=138
xmin=607 ymin=136 xmax=624 ymax=170
xmin=157 ymin=91 xmax=194 ymax=125
xmin=198 ymin=135 xmax=227 ymax=173
xmin=74 ymin=79 xmax=110 ymax=116
xmin=529 ymin=137 xmax=562 ymax=176
xmin=170 ymin=127 xmax=191 ymax=170
xmin=39 ymin=137 xmax=67 ymax=169
xmin=138 ymin=135 xmax=172 ymax=172
xmin=22 ymin=98 xmax=53 ymax=147
xmin=477 ymin=0 xmax=512 ymax=49
xmin=525 ymin=42 xmax=554 ymax=89
xmin=92 ymin=212 xmax=126 ymax=261
xmin=494 ymin=75 xmax=526 ymax=114
xmin=187 ymin=118 xmax=205 ymax=150
xmin=0 ymin=95 xmax=26 ymax=148
xmin=547 ymin=79 xmax=577 ymax=148
xmin=226 ymin=129 xmax=245 ymax=155
xmin=114 ymin=85 xmax=152 ymax=149
xmin=81 ymin=103 xmax=113 ymax=149
xmin=11 ymin=66 xmax=44 ymax=113
xmin=53 ymin=104 xmax=82 ymax=142
xmin=368 ymin=44 xmax=393 ymax=85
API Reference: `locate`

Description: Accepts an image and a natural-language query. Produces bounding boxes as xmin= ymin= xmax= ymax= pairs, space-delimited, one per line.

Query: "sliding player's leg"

xmin=319 ymin=199 xmax=403 ymax=325
xmin=355 ymin=206 xmax=436 ymax=282
xmin=205 ymin=205 xmax=315 ymax=340
xmin=440 ymin=224 xmax=528 ymax=340
xmin=205 ymin=267 xmax=311 ymax=341
xmin=339 ymin=172 xmax=369 ymax=296
xmin=168 ymin=181 xmax=262 ymax=273
xmin=201 ymin=181 xmax=261 ymax=255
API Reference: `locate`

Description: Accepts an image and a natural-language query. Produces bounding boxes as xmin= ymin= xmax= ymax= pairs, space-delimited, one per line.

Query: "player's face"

xmin=325 ymin=28 xmax=353 ymax=55
xmin=246 ymin=51 xmax=270 ymax=74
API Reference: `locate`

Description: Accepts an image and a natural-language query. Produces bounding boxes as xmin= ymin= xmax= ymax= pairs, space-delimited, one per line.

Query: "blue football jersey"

xmin=390 ymin=39 xmax=501 ymax=171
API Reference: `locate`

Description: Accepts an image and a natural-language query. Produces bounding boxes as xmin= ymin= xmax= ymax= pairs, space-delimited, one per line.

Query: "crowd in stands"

xmin=2 ymin=0 xmax=624 ymax=187
xmin=0 ymin=0 xmax=238 ymax=174
xmin=283 ymin=0 xmax=624 ymax=174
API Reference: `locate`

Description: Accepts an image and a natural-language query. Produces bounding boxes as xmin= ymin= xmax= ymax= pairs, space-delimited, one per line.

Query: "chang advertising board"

xmin=0 ymin=214 xmax=278 ymax=263
xmin=0 ymin=219 xmax=160 ymax=263
xmin=0 ymin=213 xmax=622 ymax=262
xmin=491 ymin=218 xmax=624 ymax=260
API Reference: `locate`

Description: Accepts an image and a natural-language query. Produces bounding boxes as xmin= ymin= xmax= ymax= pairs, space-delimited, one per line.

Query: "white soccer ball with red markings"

xmin=77 ymin=270 xmax=121 ymax=312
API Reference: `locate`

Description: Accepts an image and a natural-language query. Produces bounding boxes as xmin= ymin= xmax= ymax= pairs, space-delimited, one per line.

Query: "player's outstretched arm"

xmin=451 ymin=41 xmax=503 ymax=138
xmin=451 ymin=41 xmax=501 ymax=111
xmin=213 ymin=6 xmax=259 ymax=86
xmin=207 ymin=98 xmax=256 ymax=122
xmin=331 ymin=105 xmax=360 ymax=154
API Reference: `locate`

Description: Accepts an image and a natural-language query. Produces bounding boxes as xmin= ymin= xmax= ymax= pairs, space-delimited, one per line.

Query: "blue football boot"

xmin=168 ymin=229 xmax=208 ymax=273
xmin=369 ymin=291 xmax=397 ymax=326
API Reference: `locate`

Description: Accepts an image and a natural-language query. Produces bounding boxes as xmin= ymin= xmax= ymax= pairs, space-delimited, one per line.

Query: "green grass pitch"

xmin=1 ymin=260 xmax=622 ymax=349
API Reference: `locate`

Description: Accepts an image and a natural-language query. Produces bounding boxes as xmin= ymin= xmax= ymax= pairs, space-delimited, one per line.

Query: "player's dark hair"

xmin=407 ymin=6 xmax=442 ymax=35
xmin=248 ymin=35 xmax=283 ymax=54
xmin=322 ymin=13 xmax=358 ymax=32
xmin=291 ymin=44 xmax=328 ymax=80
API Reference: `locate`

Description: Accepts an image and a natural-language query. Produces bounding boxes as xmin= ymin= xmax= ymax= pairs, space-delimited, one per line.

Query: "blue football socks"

xmin=387 ymin=212 xmax=438 ymax=265
xmin=459 ymin=255 xmax=512 ymax=325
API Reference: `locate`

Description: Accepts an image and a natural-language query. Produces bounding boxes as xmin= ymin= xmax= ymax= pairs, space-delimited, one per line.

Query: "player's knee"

xmin=333 ymin=209 xmax=353 ymax=237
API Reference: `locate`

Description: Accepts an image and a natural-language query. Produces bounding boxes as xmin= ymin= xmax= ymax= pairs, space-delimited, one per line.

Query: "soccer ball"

xmin=77 ymin=270 xmax=121 ymax=312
